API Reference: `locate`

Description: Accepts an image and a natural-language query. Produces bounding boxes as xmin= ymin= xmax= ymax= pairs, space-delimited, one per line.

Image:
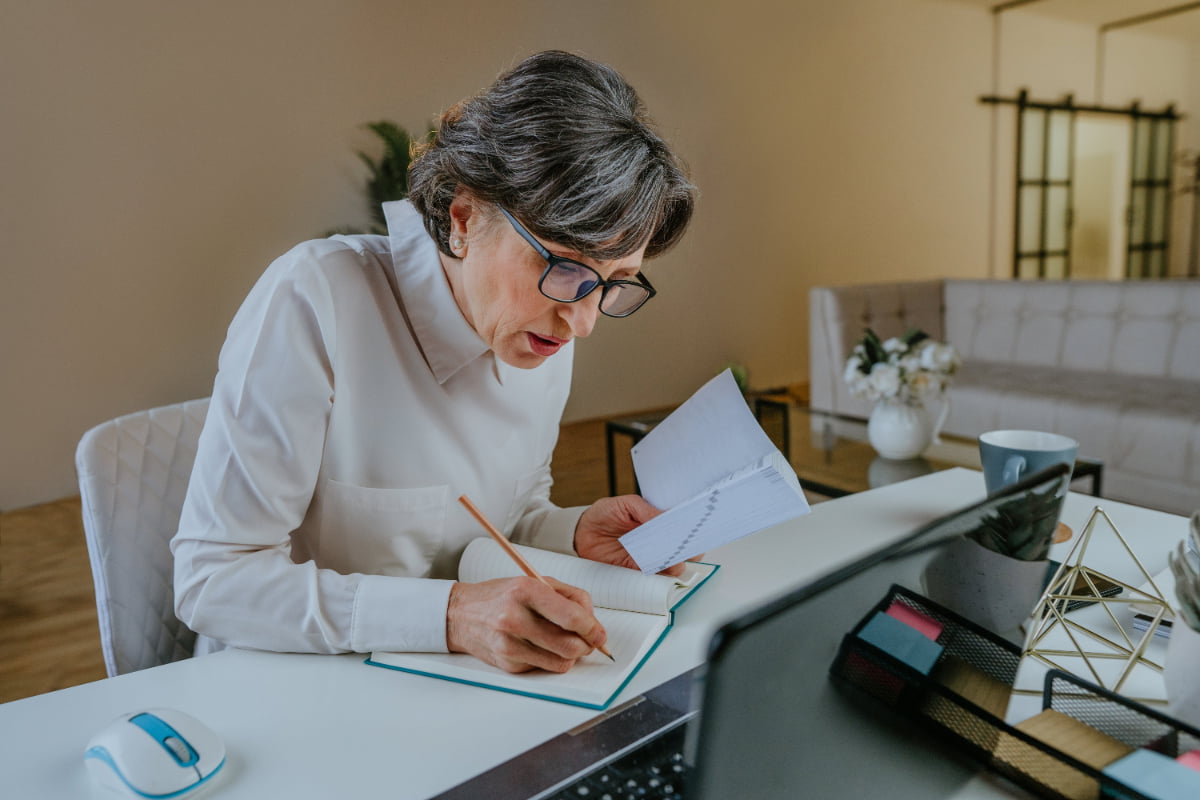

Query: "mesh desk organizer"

xmin=831 ymin=585 xmax=1200 ymax=800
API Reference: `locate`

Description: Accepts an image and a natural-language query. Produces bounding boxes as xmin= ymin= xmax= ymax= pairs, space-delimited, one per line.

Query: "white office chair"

xmin=75 ymin=398 xmax=210 ymax=676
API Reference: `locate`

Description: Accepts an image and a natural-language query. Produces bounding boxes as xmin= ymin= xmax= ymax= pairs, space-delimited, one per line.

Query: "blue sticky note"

xmin=857 ymin=611 xmax=944 ymax=676
xmin=1103 ymin=749 xmax=1200 ymax=800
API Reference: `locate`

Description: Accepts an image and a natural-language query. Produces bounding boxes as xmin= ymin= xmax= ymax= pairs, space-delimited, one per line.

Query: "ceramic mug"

xmin=978 ymin=430 xmax=1078 ymax=496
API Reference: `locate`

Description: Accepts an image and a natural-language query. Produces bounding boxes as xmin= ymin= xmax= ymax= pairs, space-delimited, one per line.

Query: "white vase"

xmin=867 ymin=399 xmax=932 ymax=460
xmin=1165 ymin=620 xmax=1200 ymax=728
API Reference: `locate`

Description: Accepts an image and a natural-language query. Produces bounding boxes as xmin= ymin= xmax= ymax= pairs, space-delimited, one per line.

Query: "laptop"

xmin=434 ymin=463 xmax=1072 ymax=800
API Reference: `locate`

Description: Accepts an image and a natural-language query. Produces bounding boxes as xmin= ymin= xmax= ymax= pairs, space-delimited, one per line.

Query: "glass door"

xmin=1014 ymin=104 xmax=1074 ymax=279
xmin=1127 ymin=116 xmax=1175 ymax=278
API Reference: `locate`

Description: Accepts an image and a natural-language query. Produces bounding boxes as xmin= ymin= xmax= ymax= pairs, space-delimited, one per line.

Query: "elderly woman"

xmin=171 ymin=51 xmax=695 ymax=675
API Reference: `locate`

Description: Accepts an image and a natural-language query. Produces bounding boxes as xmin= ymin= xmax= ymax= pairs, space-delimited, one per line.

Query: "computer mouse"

xmin=84 ymin=707 xmax=226 ymax=798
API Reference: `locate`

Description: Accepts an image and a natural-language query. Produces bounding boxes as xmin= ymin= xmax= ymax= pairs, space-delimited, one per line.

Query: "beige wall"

xmin=1 ymin=0 xmax=1193 ymax=509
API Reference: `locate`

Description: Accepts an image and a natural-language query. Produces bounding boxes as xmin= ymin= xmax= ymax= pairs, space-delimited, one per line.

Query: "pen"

xmin=457 ymin=494 xmax=615 ymax=662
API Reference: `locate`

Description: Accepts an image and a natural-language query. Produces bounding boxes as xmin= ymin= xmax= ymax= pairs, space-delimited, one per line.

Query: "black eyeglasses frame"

xmin=496 ymin=207 xmax=656 ymax=318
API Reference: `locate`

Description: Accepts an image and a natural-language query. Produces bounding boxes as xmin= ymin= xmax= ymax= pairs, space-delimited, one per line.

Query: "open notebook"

xmin=366 ymin=538 xmax=719 ymax=709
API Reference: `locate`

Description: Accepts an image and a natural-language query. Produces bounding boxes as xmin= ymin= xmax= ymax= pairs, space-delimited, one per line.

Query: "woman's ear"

xmin=447 ymin=190 xmax=482 ymax=253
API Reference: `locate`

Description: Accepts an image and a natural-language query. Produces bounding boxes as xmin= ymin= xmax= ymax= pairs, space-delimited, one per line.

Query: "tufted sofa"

xmin=809 ymin=279 xmax=1200 ymax=515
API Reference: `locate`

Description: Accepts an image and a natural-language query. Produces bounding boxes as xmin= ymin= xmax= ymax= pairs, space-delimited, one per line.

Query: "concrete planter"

xmin=921 ymin=536 xmax=1047 ymax=638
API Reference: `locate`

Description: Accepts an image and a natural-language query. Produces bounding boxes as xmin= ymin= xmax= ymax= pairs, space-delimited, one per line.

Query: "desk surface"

xmin=1 ymin=469 xmax=1186 ymax=800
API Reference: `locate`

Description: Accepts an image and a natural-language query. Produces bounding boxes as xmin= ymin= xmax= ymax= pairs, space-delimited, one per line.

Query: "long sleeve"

xmin=509 ymin=450 xmax=587 ymax=556
xmin=172 ymin=241 xmax=454 ymax=654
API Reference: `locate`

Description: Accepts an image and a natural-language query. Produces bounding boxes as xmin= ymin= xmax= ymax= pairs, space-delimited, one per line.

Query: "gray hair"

xmin=408 ymin=50 xmax=695 ymax=261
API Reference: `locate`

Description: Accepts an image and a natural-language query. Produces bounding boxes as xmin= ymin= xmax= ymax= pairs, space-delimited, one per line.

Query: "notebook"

xmin=430 ymin=463 xmax=1072 ymax=800
xmin=366 ymin=538 xmax=718 ymax=709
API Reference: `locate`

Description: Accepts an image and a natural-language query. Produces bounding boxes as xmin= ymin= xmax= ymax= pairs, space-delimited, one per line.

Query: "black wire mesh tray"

xmin=830 ymin=584 xmax=1200 ymax=800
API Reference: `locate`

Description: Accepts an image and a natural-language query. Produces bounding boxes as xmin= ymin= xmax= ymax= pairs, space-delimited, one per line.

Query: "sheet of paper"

xmin=630 ymin=370 xmax=778 ymax=510
xmin=620 ymin=458 xmax=808 ymax=574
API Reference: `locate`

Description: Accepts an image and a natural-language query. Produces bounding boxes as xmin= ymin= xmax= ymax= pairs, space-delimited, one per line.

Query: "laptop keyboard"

xmin=547 ymin=725 xmax=690 ymax=800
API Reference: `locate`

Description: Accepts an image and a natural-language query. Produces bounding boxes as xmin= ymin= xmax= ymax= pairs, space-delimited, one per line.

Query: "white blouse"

xmin=172 ymin=200 xmax=584 ymax=655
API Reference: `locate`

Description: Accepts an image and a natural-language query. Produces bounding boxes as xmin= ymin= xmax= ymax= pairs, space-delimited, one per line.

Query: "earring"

xmin=451 ymin=237 xmax=464 ymax=254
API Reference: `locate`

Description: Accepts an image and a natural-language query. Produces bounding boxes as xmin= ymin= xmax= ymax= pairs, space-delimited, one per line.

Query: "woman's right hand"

xmin=445 ymin=577 xmax=607 ymax=673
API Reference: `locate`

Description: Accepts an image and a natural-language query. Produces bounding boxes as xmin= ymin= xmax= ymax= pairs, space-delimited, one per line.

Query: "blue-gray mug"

xmin=979 ymin=430 xmax=1078 ymax=496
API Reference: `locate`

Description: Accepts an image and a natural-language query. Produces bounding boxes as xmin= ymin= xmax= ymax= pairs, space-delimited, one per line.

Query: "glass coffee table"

xmin=752 ymin=396 xmax=1103 ymax=500
xmin=603 ymin=396 xmax=1103 ymax=500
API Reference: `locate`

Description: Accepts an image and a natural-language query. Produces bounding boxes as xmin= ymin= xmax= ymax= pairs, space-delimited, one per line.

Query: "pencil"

xmin=457 ymin=494 xmax=615 ymax=662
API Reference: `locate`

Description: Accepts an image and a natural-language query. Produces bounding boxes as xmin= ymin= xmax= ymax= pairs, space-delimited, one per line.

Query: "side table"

xmin=604 ymin=411 xmax=671 ymax=496
xmin=751 ymin=396 xmax=1105 ymax=500
xmin=602 ymin=387 xmax=805 ymax=496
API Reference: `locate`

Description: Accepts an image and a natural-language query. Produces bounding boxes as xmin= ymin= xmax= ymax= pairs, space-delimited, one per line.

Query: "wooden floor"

xmin=0 ymin=496 xmax=106 ymax=703
xmin=0 ymin=416 xmax=641 ymax=704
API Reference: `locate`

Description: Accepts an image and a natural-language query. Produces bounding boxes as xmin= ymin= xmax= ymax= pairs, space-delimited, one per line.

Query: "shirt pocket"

xmin=503 ymin=467 xmax=547 ymax=533
xmin=317 ymin=479 xmax=449 ymax=578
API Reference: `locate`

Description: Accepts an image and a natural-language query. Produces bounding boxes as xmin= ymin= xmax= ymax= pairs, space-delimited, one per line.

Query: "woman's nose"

xmin=561 ymin=292 xmax=602 ymax=338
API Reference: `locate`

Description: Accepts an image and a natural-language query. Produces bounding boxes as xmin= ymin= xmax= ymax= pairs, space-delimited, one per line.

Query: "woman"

xmin=171 ymin=50 xmax=695 ymax=675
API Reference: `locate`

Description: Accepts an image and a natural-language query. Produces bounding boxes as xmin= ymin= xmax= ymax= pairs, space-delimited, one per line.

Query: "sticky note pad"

xmin=1179 ymin=750 xmax=1200 ymax=773
xmin=1103 ymin=749 xmax=1200 ymax=800
xmin=857 ymin=611 xmax=943 ymax=675
xmin=886 ymin=600 xmax=944 ymax=641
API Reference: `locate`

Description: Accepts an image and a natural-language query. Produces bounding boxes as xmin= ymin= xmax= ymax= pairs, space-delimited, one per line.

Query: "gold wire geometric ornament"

xmin=1023 ymin=507 xmax=1173 ymax=701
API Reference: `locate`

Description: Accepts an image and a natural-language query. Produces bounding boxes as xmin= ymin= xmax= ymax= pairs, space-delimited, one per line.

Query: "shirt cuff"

xmin=512 ymin=504 xmax=587 ymax=555
xmin=350 ymin=575 xmax=455 ymax=653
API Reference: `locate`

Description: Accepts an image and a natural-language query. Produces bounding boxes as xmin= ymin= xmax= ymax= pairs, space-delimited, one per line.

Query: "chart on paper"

xmin=620 ymin=459 xmax=806 ymax=574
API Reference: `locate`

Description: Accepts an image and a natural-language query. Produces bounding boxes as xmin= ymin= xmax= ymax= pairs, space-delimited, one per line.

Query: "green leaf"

xmin=965 ymin=484 xmax=1064 ymax=561
xmin=901 ymin=328 xmax=929 ymax=348
xmin=328 ymin=119 xmax=433 ymax=237
xmin=1170 ymin=541 xmax=1200 ymax=631
xmin=861 ymin=328 xmax=885 ymax=366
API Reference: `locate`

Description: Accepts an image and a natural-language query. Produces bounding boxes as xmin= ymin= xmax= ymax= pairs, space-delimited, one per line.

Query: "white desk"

xmin=1 ymin=469 xmax=1187 ymax=799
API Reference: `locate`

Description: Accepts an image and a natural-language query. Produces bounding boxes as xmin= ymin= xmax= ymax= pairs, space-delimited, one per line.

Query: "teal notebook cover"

xmin=366 ymin=557 xmax=719 ymax=710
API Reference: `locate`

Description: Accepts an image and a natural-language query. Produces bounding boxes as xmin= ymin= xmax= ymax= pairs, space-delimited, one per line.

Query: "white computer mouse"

xmin=84 ymin=707 xmax=227 ymax=798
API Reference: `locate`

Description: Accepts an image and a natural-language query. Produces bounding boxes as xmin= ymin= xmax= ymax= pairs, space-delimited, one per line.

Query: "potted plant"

xmin=328 ymin=120 xmax=428 ymax=236
xmin=844 ymin=328 xmax=960 ymax=460
xmin=921 ymin=483 xmax=1065 ymax=638
xmin=1166 ymin=513 xmax=1200 ymax=726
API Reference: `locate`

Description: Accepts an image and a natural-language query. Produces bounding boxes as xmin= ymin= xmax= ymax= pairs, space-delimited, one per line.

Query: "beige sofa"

xmin=809 ymin=279 xmax=1200 ymax=515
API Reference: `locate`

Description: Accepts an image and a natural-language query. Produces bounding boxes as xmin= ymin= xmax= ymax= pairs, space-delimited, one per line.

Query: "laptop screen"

xmin=688 ymin=463 xmax=1071 ymax=799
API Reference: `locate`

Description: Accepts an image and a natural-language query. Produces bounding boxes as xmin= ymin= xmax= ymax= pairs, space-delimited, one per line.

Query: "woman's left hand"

xmin=575 ymin=495 xmax=697 ymax=577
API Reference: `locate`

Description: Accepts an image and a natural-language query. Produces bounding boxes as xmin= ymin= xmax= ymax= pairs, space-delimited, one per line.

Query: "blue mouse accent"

xmin=85 ymin=746 xmax=226 ymax=799
xmin=128 ymin=712 xmax=199 ymax=767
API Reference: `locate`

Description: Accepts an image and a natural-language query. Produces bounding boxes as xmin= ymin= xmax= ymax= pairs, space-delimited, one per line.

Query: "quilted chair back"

xmin=75 ymin=398 xmax=210 ymax=676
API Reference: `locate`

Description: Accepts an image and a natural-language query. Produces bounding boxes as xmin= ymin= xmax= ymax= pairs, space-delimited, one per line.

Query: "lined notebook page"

xmin=457 ymin=538 xmax=695 ymax=615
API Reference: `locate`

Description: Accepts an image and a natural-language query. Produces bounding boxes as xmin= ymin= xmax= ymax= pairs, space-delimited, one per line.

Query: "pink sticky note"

xmin=1178 ymin=750 xmax=1200 ymax=773
xmin=886 ymin=600 xmax=944 ymax=641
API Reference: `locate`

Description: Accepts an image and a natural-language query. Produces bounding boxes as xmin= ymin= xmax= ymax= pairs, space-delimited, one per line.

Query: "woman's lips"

xmin=527 ymin=332 xmax=566 ymax=357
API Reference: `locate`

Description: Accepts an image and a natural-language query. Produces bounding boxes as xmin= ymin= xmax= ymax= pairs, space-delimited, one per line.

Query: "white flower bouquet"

xmin=844 ymin=328 xmax=960 ymax=406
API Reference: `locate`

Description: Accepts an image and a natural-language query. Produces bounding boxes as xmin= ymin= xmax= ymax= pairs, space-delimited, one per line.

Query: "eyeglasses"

xmin=497 ymin=207 xmax=656 ymax=318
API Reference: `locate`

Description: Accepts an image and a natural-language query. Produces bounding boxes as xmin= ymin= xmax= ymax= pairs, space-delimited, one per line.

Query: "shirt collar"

xmin=384 ymin=200 xmax=502 ymax=385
